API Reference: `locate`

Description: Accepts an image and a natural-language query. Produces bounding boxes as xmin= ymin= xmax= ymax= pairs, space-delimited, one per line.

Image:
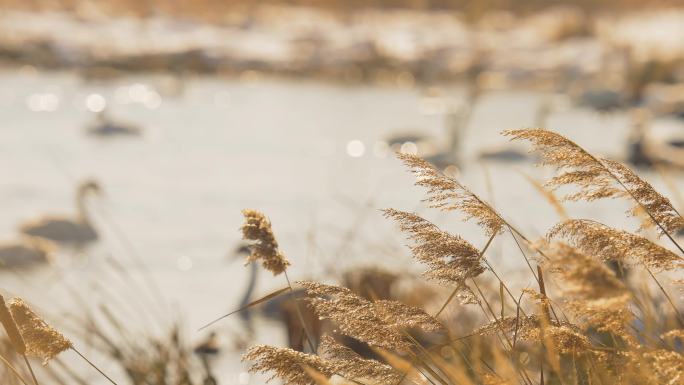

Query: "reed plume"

xmin=540 ymin=242 xmax=627 ymax=301
xmin=319 ymin=335 xmax=401 ymax=385
xmin=8 ymin=299 xmax=72 ymax=364
xmin=299 ymin=281 xmax=442 ymax=352
xmin=547 ymin=219 xmax=683 ymax=271
xmin=243 ymin=345 xmax=334 ymax=385
xmin=541 ymin=241 xmax=636 ymax=346
xmin=241 ymin=209 xmax=291 ymax=275
xmin=604 ymin=158 xmax=684 ymax=234
xmin=505 ymin=129 xmax=684 ymax=236
xmin=643 ymin=349 xmax=684 ymax=385
xmin=397 ymin=153 xmax=505 ymax=236
xmin=474 ymin=314 xmax=592 ymax=355
xmin=383 ymin=209 xmax=484 ymax=304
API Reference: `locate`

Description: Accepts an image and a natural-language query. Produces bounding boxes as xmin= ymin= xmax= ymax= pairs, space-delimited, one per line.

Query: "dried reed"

xmin=505 ymin=128 xmax=684 ymax=241
xmin=241 ymin=209 xmax=291 ymax=275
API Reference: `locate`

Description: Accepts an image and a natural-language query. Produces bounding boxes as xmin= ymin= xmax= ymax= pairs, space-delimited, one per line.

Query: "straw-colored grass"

xmin=237 ymin=129 xmax=684 ymax=385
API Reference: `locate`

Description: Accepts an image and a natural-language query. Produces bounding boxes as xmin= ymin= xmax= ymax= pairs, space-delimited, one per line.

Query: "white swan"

xmin=19 ymin=180 xmax=102 ymax=247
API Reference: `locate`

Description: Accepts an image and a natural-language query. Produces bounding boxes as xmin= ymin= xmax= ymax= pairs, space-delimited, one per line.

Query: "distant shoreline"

xmin=1 ymin=6 xmax=684 ymax=90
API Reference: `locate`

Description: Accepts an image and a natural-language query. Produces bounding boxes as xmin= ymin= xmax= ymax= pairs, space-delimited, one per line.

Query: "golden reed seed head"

xmin=538 ymin=240 xmax=637 ymax=345
xmin=643 ymin=349 xmax=684 ymax=385
xmin=548 ymin=219 xmax=683 ymax=271
xmin=505 ymin=128 xmax=684 ymax=235
xmin=299 ymin=281 xmax=442 ymax=352
xmin=243 ymin=345 xmax=334 ymax=385
xmin=319 ymin=335 xmax=402 ymax=385
xmin=383 ymin=209 xmax=485 ymax=304
xmin=474 ymin=315 xmax=593 ymax=355
xmin=8 ymin=298 xmax=72 ymax=364
xmin=397 ymin=152 xmax=505 ymax=236
xmin=240 ymin=209 xmax=291 ymax=275
xmin=243 ymin=337 xmax=403 ymax=385
xmin=0 ymin=294 xmax=26 ymax=355
xmin=541 ymin=241 xmax=627 ymax=301
xmin=602 ymin=159 xmax=684 ymax=234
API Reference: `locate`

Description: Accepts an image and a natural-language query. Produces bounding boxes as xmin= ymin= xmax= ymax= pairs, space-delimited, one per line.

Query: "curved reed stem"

xmin=644 ymin=267 xmax=684 ymax=326
xmin=434 ymin=233 xmax=496 ymax=317
xmin=22 ymin=355 xmax=39 ymax=385
xmin=71 ymin=347 xmax=119 ymax=385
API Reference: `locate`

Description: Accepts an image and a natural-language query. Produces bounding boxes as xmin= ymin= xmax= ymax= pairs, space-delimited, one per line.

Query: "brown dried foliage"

xmin=241 ymin=209 xmax=291 ymax=275
xmin=397 ymin=152 xmax=505 ymax=236
xmin=8 ymin=298 xmax=72 ymax=364
xmin=243 ymin=345 xmax=334 ymax=385
xmin=383 ymin=209 xmax=484 ymax=304
xmin=299 ymin=281 xmax=442 ymax=352
xmin=548 ymin=219 xmax=683 ymax=271
xmin=319 ymin=335 xmax=402 ymax=385
xmin=505 ymin=128 xmax=684 ymax=235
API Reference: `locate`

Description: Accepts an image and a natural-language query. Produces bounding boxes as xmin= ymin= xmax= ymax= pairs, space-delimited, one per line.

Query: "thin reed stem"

xmin=396 ymin=231 xmax=495 ymax=385
xmin=435 ymin=233 xmax=496 ymax=318
xmin=71 ymin=347 xmax=119 ymax=385
xmin=644 ymin=267 xmax=684 ymax=326
xmin=507 ymin=227 xmax=561 ymax=323
xmin=404 ymin=334 xmax=451 ymax=385
xmin=283 ymin=271 xmax=317 ymax=353
xmin=472 ymin=280 xmax=513 ymax=349
xmin=22 ymin=355 xmax=39 ymax=385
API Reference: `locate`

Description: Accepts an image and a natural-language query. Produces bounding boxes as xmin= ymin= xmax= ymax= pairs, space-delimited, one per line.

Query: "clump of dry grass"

xmin=240 ymin=129 xmax=684 ymax=385
xmin=244 ymin=338 xmax=405 ymax=385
